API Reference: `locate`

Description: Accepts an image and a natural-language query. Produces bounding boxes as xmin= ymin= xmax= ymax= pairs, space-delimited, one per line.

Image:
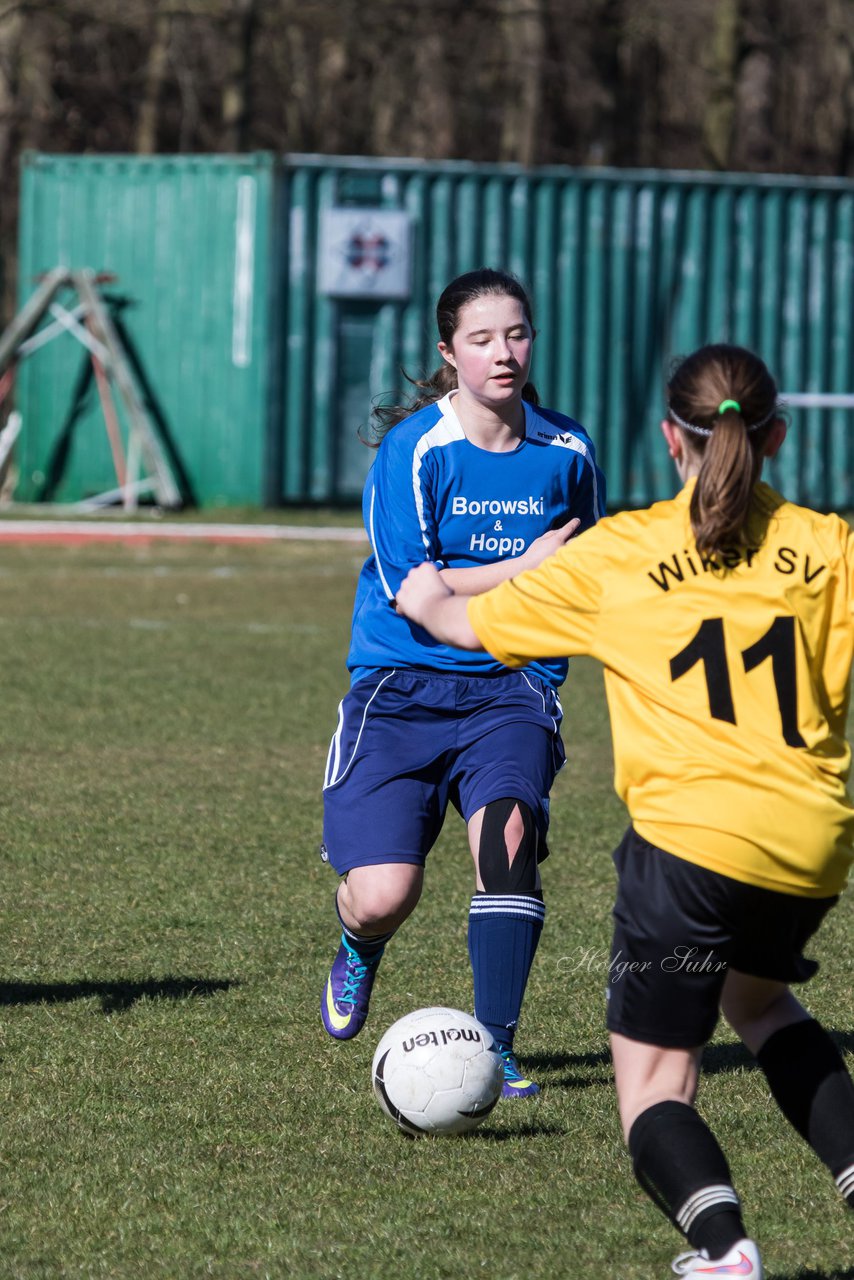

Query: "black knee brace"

xmin=477 ymin=798 xmax=539 ymax=895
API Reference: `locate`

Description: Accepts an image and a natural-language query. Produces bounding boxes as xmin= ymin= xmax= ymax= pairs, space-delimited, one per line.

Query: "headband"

xmin=668 ymin=403 xmax=779 ymax=438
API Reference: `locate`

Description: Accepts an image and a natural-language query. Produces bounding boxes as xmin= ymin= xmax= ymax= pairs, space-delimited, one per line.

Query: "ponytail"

xmin=690 ymin=407 xmax=762 ymax=556
xmin=667 ymin=345 xmax=780 ymax=557
xmin=365 ymin=365 xmax=459 ymax=443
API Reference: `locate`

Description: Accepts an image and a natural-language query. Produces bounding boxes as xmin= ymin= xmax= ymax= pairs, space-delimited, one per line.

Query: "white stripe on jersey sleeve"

xmin=368 ymin=483 xmax=396 ymax=600
xmin=369 ymin=400 xmax=463 ymax=600
xmin=411 ymin=395 xmax=465 ymax=556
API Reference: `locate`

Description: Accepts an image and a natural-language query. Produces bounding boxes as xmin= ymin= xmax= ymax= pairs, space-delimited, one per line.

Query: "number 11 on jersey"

xmin=670 ymin=615 xmax=806 ymax=748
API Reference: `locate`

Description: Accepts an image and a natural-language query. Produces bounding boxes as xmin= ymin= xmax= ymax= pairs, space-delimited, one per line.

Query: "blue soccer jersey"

xmin=348 ymin=393 xmax=605 ymax=687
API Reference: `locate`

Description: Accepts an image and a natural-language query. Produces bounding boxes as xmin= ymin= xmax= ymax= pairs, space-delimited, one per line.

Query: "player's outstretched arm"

xmin=395 ymin=563 xmax=482 ymax=650
xmin=438 ymin=517 xmax=580 ymax=595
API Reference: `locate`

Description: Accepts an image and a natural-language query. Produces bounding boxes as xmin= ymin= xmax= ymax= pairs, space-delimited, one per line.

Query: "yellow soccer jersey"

xmin=467 ymin=480 xmax=854 ymax=897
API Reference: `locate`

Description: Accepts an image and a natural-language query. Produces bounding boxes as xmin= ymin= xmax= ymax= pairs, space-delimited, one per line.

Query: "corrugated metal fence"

xmin=15 ymin=152 xmax=854 ymax=509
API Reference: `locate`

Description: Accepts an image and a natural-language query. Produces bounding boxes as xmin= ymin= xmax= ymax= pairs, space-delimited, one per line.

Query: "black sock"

xmin=757 ymin=1019 xmax=854 ymax=1206
xmin=628 ymin=1100 xmax=746 ymax=1257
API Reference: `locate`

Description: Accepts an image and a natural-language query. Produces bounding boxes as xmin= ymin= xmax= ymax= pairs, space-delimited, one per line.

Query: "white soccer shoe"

xmin=671 ymin=1238 xmax=763 ymax=1277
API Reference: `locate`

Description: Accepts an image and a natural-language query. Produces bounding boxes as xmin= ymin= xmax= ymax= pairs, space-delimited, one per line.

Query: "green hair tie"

xmin=718 ymin=399 xmax=741 ymax=414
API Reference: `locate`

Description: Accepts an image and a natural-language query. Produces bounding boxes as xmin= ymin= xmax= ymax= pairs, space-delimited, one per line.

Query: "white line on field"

xmin=0 ymin=520 xmax=368 ymax=544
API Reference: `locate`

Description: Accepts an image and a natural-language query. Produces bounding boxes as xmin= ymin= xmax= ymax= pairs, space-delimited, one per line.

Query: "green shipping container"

xmin=15 ymin=153 xmax=854 ymax=509
xmin=16 ymin=152 xmax=278 ymax=507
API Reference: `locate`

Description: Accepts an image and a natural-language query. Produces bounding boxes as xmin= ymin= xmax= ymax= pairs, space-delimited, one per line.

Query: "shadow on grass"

xmin=0 ymin=976 xmax=236 ymax=1014
xmin=393 ymin=1123 xmax=567 ymax=1143
xmin=703 ymin=1029 xmax=854 ymax=1076
xmin=469 ymin=1123 xmax=566 ymax=1142
xmin=518 ymin=1048 xmax=612 ymax=1089
xmin=522 ymin=1032 xmax=854 ymax=1086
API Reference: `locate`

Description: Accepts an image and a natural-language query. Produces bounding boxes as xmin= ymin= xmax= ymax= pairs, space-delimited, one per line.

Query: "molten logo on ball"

xmin=371 ymin=1007 xmax=504 ymax=1137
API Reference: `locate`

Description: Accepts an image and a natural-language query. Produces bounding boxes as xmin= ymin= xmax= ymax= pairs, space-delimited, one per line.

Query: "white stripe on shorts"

xmin=323 ymin=671 xmax=397 ymax=790
xmin=519 ymin=670 xmax=560 ymax=732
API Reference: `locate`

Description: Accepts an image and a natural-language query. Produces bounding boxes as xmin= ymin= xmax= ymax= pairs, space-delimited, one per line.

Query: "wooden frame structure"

xmin=0 ymin=267 xmax=183 ymax=510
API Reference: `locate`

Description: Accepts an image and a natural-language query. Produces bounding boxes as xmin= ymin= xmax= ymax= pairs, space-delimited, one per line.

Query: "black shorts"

xmin=605 ymin=827 xmax=838 ymax=1048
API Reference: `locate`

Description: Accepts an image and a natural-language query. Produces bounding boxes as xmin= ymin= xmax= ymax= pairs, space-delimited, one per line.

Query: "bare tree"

xmin=498 ymin=0 xmax=546 ymax=166
xmin=0 ymin=5 xmax=23 ymax=179
xmin=137 ymin=3 xmax=172 ymax=154
xmin=702 ymin=0 xmax=741 ymax=168
xmin=2 ymin=0 xmax=854 ymax=325
xmin=832 ymin=0 xmax=854 ymax=174
xmin=221 ymin=0 xmax=257 ymax=151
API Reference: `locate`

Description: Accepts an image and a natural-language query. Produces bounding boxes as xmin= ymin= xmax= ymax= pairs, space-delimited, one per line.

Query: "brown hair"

xmin=365 ymin=267 xmax=540 ymax=444
xmin=667 ymin=344 xmax=781 ymax=556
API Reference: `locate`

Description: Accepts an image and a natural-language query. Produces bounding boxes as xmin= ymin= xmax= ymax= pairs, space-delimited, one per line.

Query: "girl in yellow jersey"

xmin=395 ymin=344 xmax=854 ymax=1279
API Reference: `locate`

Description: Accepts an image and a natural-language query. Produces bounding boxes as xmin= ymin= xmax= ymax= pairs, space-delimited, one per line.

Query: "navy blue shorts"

xmin=321 ymin=668 xmax=565 ymax=875
xmin=605 ymin=827 xmax=838 ymax=1048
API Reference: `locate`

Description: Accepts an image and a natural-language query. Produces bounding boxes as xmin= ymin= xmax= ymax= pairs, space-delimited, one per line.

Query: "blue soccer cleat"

xmin=321 ymin=934 xmax=384 ymax=1040
xmin=497 ymin=1045 xmax=540 ymax=1099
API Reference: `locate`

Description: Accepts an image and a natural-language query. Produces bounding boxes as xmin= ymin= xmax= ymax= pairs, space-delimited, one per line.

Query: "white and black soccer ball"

xmin=371 ymin=1006 xmax=504 ymax=1137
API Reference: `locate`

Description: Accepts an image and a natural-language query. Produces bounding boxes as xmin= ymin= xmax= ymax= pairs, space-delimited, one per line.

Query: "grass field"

xmin=0 ymin=535 xmax=853 ymax=1280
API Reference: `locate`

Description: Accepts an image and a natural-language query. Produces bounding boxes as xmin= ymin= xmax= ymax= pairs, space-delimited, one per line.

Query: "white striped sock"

xmin=469 ymin=894 xmax=546 ymax=923
xmin=675 ymin=1184 xmax=741 ymax=1234
xmin=835 ymin=1162 xmax=854 ymax=1200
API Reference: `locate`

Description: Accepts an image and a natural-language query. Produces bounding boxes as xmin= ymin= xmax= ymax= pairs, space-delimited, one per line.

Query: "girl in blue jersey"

xmin=320 ymin=267 xmax=605 ymax=1097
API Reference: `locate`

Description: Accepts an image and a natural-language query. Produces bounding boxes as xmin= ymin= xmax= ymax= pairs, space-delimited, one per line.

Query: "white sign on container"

xmin=318 ymin=208 xmax=412 ymax=299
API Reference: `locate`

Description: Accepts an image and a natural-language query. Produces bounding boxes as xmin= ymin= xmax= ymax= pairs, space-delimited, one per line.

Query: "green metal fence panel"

xmin=16 ymin=153 xmax=854 ymax=509
xmin=278 ymin=156 xmax=854 ymax=509
xmin=16 ymin=152 xmax=275 ymax=507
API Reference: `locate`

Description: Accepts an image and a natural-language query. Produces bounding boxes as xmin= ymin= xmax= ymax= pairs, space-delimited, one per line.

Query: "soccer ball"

xmin=371 ymin=1007 xmax=504 ymax=1137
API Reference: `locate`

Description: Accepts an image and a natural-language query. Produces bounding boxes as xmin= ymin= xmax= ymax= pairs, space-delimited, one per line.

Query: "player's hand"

xmin=517 ymin=518 xmax=581 ymax=572
xmin=395 ymin=562 xmax=453 ymax=626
